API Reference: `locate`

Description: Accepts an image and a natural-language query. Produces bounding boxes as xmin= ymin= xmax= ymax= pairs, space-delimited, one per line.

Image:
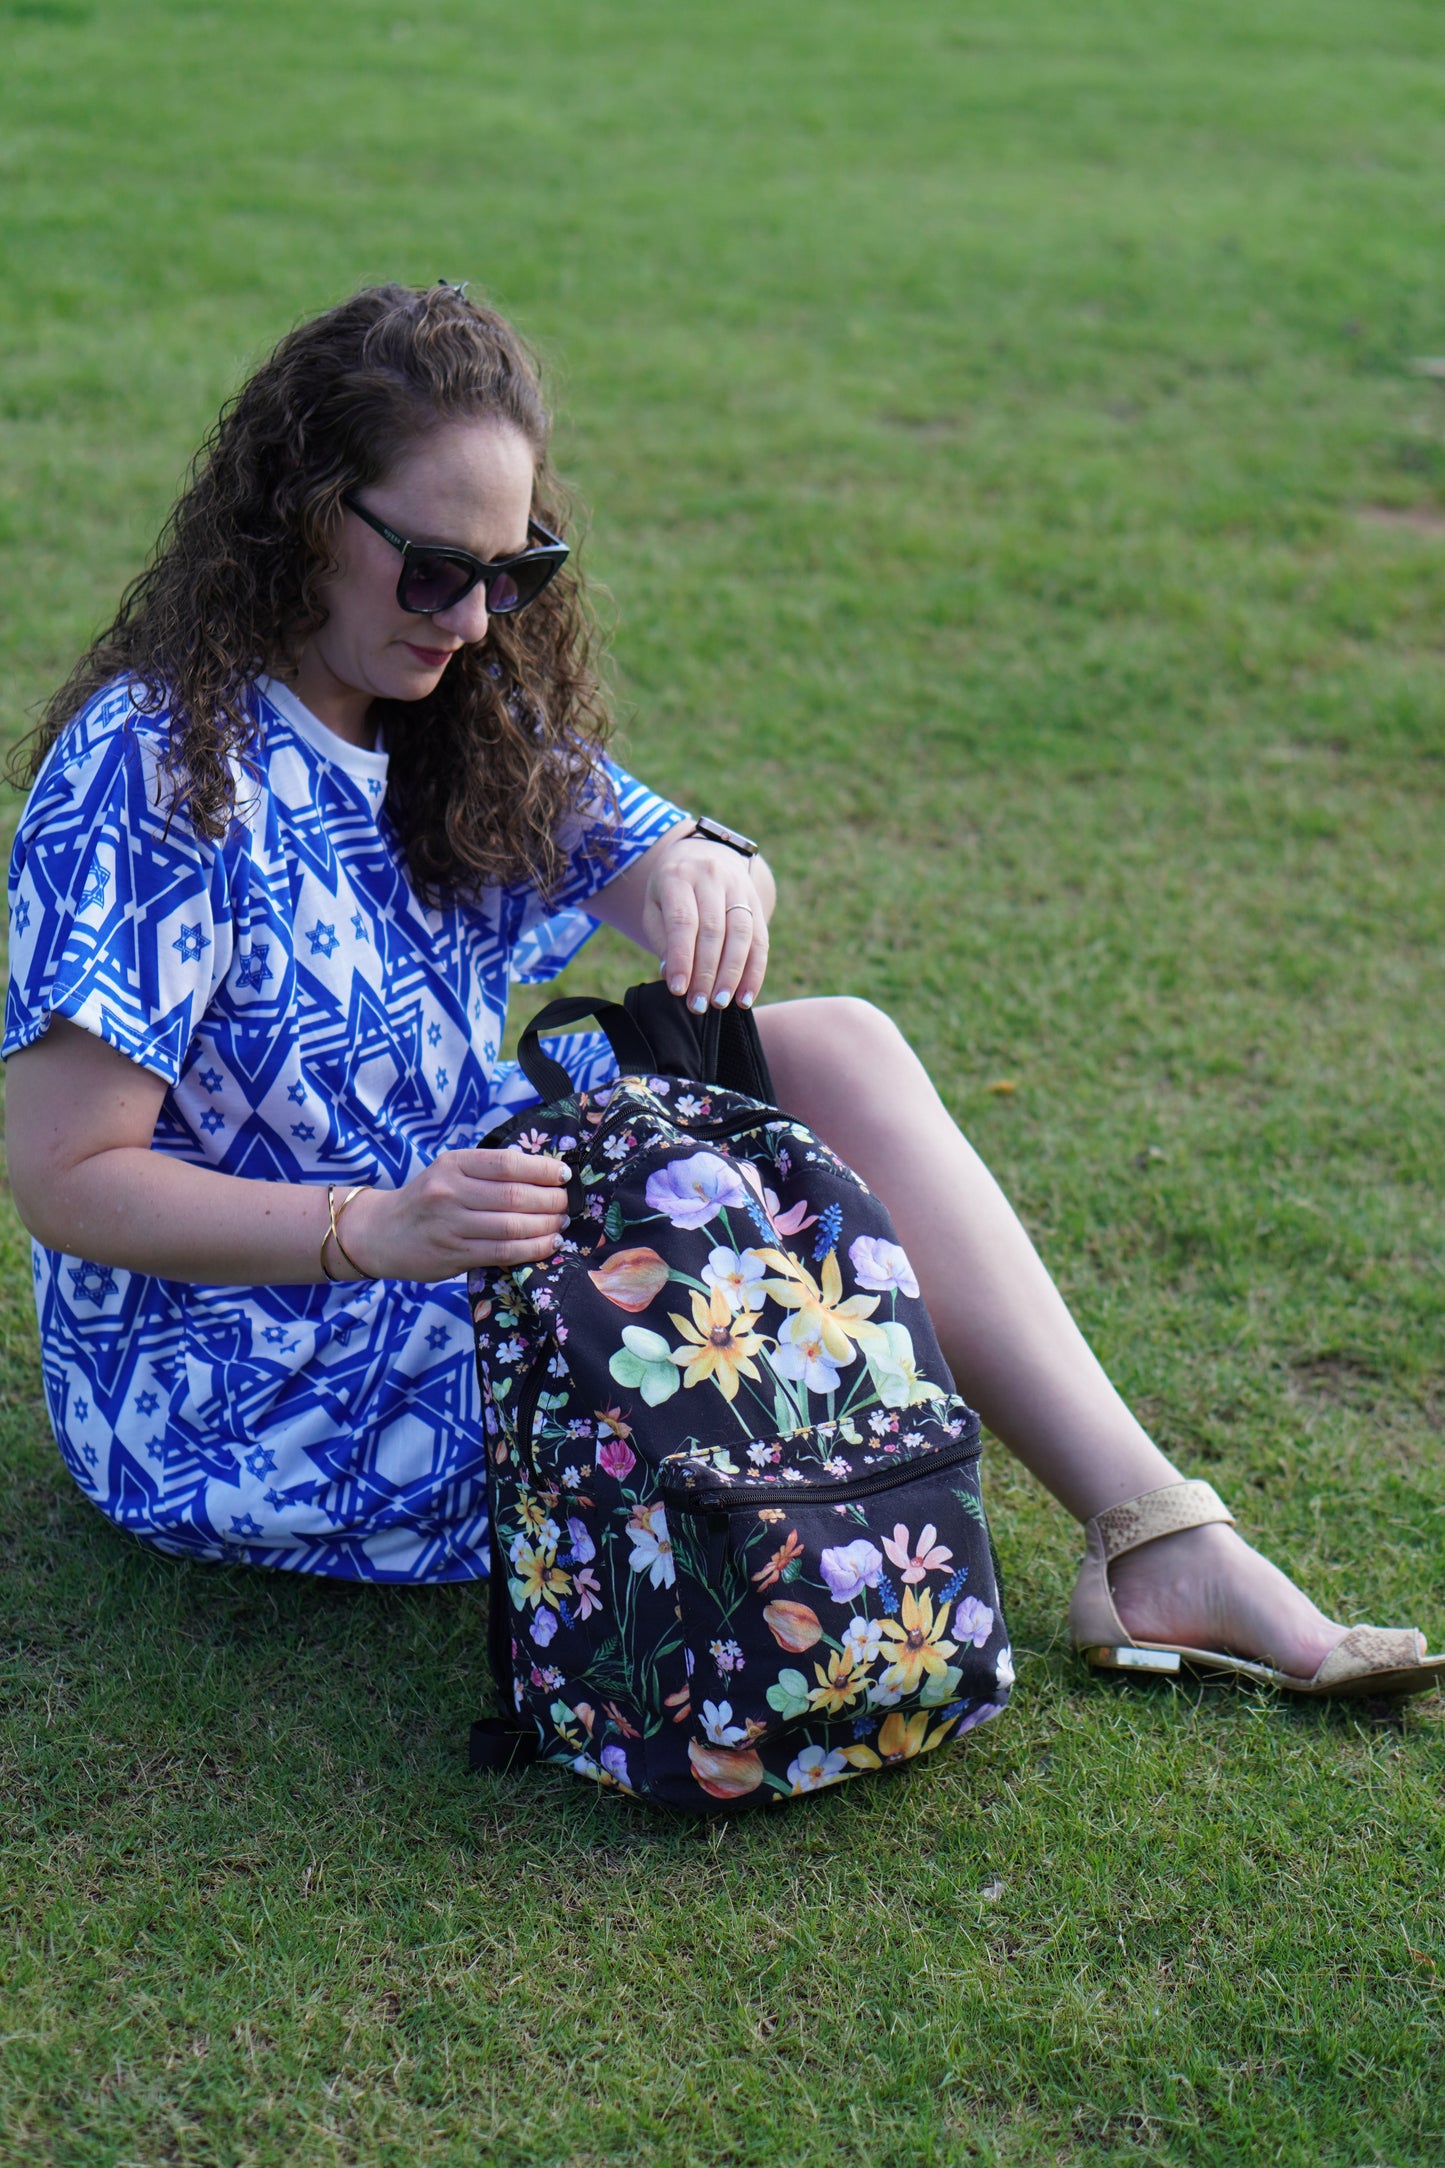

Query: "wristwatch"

xmin=684 ymin=815 xmax=759 ymax=860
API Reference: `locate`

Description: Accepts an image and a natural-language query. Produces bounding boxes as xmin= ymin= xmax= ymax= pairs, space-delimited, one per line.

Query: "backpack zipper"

xmin=658 ymin=1427 xmax=980 ymax=1516
xmin=685 ymin=1106 xmax=787 ymax=1143
xmin=588 ymin=1094 xmax=782 ymax=1163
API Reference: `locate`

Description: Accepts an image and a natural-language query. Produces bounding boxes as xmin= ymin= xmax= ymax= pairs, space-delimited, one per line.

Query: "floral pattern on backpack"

xmin=472 ymin=1075 xmax=1011 ymax=1811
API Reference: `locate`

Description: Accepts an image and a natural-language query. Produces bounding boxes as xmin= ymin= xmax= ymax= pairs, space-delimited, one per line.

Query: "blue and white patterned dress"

xmin=3 ymin=676 xmax=687 ymax=1581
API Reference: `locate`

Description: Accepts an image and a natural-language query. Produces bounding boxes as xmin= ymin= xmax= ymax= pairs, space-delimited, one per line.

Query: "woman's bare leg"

xmin=755 ymin=996 xmax=1345 ymax=1674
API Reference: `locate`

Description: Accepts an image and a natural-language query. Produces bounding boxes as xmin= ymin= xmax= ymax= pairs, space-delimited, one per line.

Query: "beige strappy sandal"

xmin=1068 ymin=1479 xmax=1445 ymax=1698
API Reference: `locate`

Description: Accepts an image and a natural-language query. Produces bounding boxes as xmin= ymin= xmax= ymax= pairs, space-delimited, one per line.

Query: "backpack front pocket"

xmin=658 ymin=1401 xmax=1011 ymax=1795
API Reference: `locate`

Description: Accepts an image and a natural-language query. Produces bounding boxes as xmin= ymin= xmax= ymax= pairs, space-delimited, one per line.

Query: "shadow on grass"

xmin=5 ymin=1444 xmax=979 ymax=1862
xmin=4 ymin=1423 xmax=1431 ymax=1897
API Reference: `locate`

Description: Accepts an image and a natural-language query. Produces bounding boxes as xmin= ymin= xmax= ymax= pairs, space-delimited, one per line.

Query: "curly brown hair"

xmin=16 ymin=283 xmax=617 ymax=903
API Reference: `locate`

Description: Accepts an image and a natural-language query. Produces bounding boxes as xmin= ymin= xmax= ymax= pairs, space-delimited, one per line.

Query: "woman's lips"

xmin=403 ymin=641 xmax=458 ymax=668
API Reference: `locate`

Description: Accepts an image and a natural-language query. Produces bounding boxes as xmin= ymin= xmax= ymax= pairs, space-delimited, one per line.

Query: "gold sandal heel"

xmin=1085 ymin=1644 xmax=1181 ymax=1675
xmin=1068 ymin=1480 xmax=1445 ymax=1700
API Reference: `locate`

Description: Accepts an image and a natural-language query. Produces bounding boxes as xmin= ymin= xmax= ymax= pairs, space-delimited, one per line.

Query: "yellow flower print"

xmin=807 ymin=1646 xmax=866 ymax=1716
xmin=667 ymin=1285 xmax=766 ymax=1402
xmin=515 ymin=1489 xmax=557 ymax=1534
xmin=754 ymin=1247 xmax=886 ymax=1365
xmin=877 ymin=1586 xmax=959 ymax=1695
xmin=509 ymin=1537 xmax=572 ymax=1612
xmin=841 ymin=1709 xmax=960 ymax=1770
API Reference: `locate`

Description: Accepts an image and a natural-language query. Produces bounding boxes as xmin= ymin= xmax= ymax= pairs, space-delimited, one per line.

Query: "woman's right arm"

xmin=4 ymin=1017 xmax=569 ymax=1285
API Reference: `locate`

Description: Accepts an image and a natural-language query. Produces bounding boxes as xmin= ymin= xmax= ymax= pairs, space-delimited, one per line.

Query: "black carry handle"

xmin=516 ymin=995 xmax=658 ymax=1105
xmin=516 ymin=982 xmax=776 ymax=1108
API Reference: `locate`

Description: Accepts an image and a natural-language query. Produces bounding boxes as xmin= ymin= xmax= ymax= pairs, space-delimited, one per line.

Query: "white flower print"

xmin=700 ymin=1699 xmax=747 ymax=1747
xmin=787 ymin=1744 xmax=850 ymax=1793
xmin=701 ymin=1244 xmax=768 ymax=1313
xmin=770 ymin=1309 xmax=845 ymax=1396
xmin=843 ymin=1616 xmax=885 ymax=1669
xmin=626 ymin=1503 xmax=676 ymax=1590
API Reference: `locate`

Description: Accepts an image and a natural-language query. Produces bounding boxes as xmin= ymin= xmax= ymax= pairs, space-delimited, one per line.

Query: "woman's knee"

xmin=756 ymin=995 xmax=910 ymax=1104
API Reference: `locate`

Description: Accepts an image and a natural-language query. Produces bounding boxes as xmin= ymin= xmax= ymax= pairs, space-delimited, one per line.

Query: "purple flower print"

xmin=819 ymin=1538 xmax=885 ymax=1603
xmin=952 ymin=1597 xmax=995 ymax=1649
xmin=601 ymin=1744 xmax=630 ymax=1786
xmin=645 ymin=1152 xmax=750 ymax=1230
xmin=531 ymin=1608 xmax=558 ymax=1648
xmin=848 ymin=1236 xmax=920 ymax=1299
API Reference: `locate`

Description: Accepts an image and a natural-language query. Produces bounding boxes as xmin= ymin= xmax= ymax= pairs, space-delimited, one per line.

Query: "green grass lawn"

xmin=4 ymin=0 xmax=1445 ymax=2160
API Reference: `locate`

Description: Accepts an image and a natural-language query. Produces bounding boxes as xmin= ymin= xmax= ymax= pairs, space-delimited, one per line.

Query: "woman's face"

xmin=292 ymin=415 xmax=537 ymax=745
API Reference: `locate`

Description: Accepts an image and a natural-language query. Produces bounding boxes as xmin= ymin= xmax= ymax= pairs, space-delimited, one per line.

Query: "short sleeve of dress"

xmin=4 ymin=693 xmax=234 ymax=1085
xmin=508 ymin=752 xmax=688 ymax=985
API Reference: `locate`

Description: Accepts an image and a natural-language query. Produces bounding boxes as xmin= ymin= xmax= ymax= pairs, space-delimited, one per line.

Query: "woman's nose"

xmin=431 ymin=586 xmax=491 ymax=646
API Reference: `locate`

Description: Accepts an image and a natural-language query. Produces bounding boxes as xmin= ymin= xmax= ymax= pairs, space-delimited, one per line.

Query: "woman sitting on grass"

xmin=4 ymin=281 xmax=1438 ymax=1698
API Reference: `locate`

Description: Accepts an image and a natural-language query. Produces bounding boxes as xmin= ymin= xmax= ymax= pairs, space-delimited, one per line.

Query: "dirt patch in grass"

xmin=1288 ymin=1352 xmax=1386 ymax=1406
xmin=1353 ymin=503 xmax=1445 ymax=535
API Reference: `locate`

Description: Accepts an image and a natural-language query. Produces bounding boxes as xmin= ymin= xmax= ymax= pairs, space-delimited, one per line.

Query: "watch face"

xmin=697 ymin=817 xmax=758 ymax=856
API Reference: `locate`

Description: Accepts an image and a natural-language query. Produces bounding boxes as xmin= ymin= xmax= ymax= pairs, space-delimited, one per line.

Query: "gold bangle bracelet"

xmin=321 ymin=1183 xmax=373 ymax=1283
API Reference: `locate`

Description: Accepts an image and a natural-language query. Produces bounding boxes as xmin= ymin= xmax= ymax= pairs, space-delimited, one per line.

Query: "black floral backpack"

xmin=467 ymin=986 xmax=1012 ymax=1812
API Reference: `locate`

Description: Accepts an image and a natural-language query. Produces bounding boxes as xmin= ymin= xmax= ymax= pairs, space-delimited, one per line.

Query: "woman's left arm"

xmin=587 ymin=820 xmax=776 ymax=1014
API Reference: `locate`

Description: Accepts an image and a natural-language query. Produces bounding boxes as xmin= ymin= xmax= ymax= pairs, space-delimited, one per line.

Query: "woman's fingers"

xmin=642 ymin=836 xmax=773 ymax=1011
xmin=466 ymin=1229 xmax=566 ymax=1267
xmin=654 ymin=879 xmax=700 ymax=1001
xmin=684 ymin=882 xmax=729 ymax=1013
xmin=706 ymin=904 xmax=757 ymax=1008
xmin=455 ymin=1146 xmax=570 ymax=1190
xmin=347 ymin=1152 xmax=571 ymax=1280
xmin=735 ymin=914 xmax=770 ymax=1010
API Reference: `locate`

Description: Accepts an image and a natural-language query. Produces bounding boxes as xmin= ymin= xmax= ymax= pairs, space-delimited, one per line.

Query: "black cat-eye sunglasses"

xmin=342 ymin=493 xmax=569 ymax=616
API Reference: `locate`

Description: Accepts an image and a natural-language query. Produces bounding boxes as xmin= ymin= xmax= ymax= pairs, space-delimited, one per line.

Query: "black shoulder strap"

xmin=473 ymin=1500 xmax=539 ymax=1775
xmin=469 ymin=1717 xmax=539 ymax=1774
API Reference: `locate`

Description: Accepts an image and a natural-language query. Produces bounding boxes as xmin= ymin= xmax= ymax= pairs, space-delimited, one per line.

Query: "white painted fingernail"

xmin=689 ymin=994 xmax=707 ymax=1014
xmin=712 ymin=988 xmax=731 ymax=1008
xmin=738 ymin=990 xmax=754 ymax=1008
xmin=669 ymin=975 xmax=688 ymax=996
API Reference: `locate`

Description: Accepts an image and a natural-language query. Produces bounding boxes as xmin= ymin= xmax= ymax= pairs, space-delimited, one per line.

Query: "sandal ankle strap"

xmin=1091 ymin=1480 xmax=1234 ymax=1563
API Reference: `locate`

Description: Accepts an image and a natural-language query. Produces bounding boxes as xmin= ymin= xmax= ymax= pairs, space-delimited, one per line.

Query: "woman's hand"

xmin=332 ymin=1148 xmax=569 ymax=1281
xmin=591 ymin=825 xmax=775 ymax=1014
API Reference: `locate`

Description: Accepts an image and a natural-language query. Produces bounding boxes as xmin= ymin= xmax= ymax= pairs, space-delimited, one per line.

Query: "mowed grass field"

xmin=3 ymin=1 xmax=1445 ymax=2161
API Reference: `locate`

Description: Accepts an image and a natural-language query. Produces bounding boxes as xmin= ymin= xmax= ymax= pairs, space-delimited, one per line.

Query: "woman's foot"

xmin=1106 ymin=1520 xmax=1346 ymax=1680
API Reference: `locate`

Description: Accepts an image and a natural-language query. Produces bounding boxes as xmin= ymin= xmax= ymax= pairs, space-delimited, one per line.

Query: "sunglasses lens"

xmin=496 ymin=552 xmax=565 ymax=614
xmin=400 ymin=551 xmax=474 ymax=613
